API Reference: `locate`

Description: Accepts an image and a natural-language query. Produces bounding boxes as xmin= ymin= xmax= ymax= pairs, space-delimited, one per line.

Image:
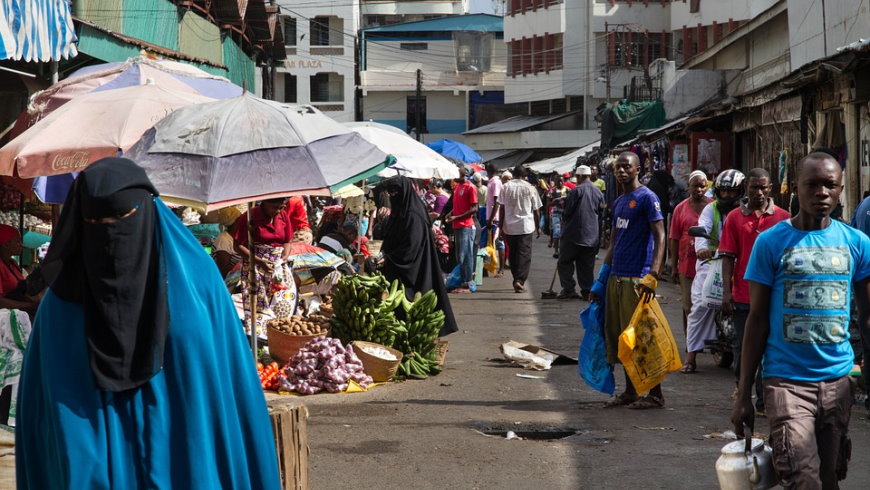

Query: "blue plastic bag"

xmin=577 ymin=300 xmax=616 ymax=395
xmin=445 ymin=264 xmax=462 ymax=290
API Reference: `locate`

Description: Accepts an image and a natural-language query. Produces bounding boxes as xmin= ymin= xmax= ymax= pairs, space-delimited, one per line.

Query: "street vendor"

xmin=209 ymin=206 xmax=242 ymax=279
xmin=232 ymin=197 xmax=299 ymax=335
xmin=376 ymin=176 xmax=458 ymax=337
xmin=287 ymin=195 xmax=314 ymax=244
xmin=15 ymin=157 xmax=281 ymax=489
xmin=0 ymin=225 xmax=39 ymax=314
xmin=317 ymin=224 xmax=359 ymax=264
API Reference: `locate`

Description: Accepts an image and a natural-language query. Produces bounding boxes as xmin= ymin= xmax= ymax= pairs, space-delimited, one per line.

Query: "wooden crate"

xmin=269 ymin=403 xmax=310 ymax=490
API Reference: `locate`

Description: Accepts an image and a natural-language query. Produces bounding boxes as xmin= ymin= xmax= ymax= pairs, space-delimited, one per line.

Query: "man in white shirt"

xmin=482 ymin=162 xmax=506 ymax=275
xmin=498 ymin=165 xmax=542 ymax=292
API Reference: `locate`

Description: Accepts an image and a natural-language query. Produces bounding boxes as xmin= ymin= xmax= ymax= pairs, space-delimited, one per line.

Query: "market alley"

xmin=282 ymin=237 xmax=870 ymax=489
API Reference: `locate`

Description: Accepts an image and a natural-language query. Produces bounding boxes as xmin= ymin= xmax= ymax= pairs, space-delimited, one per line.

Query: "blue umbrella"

xmin=426 ymin=138 xmax=482 ymax=163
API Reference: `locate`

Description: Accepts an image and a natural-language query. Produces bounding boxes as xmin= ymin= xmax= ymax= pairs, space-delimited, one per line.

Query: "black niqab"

xmin=41 ymin=157 xmax=169 ymax=392
xmin=376 ymin=177 xmax=458 ymax=336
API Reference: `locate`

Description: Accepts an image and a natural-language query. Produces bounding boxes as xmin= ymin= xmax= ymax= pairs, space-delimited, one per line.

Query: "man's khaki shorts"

xmin=764 ymin=375 xmax=854 ymax=488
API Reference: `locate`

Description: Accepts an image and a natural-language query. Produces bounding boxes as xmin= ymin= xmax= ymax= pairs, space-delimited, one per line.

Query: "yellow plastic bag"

xmin=617 ymin=298 xmax=683 ymax=395
xmin=483 ymin=234 xmax=499 ymax=274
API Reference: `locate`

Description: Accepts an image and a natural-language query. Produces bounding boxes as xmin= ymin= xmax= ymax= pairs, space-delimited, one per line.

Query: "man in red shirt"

xmin=668 ymin=170 xmax=711 ymax=336
xmin=718 ymin=167 xmax=790 ymax=412
xmin=445 ymin=167 xmax=479 ymax=292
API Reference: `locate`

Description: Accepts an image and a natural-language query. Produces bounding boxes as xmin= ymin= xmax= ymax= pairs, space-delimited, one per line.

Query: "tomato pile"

xmin=257 ymin=361 xmax=282 ymax=390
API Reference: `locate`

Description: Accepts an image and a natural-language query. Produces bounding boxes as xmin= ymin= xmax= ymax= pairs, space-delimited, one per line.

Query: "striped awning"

xmin=0 ymin=0 xmax=78 ymax=62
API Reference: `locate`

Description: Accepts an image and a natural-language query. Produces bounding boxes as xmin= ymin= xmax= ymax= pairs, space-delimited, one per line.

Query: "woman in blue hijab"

xmin=15 ymin=158 xmax=281 ymax=489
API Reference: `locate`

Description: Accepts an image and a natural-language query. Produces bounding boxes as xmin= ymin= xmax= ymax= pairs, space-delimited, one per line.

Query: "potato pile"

xmin=268 ymin=314 xmax=330 ymax=336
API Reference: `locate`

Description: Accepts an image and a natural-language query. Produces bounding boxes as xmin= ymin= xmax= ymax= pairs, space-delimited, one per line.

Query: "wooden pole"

xmin=247 ymin=202 xmax=258 ymax=359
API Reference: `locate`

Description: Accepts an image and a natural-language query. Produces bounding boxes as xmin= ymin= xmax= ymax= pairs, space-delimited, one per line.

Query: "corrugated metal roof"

xmin=75 ymin=18 xmax=227 ymax=68
xmin=362 ymin=14 xmax=503 ymax=33
xmin=1 ymin=0 xmax=78 ymax=62
xmin=527 ymin=141 xmax=600 ymax=174
xmin=477 ymin=149 xmax=514 ymax=162
xmin=179 ymin=10 xmax=223 ymax=65
xmin=464 ymin=112 xmax=578 ymax=135
xmin=489 ymin=150 xmax=533 ymax=169
xmin=123 ymin=0 xmax=179 ymax=55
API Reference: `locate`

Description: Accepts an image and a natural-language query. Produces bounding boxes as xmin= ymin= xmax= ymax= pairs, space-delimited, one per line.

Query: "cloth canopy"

xmin=0 ymin=0 xmax=77 ymax=62
xmin=599 ymin=99 xmax=666 ymax=151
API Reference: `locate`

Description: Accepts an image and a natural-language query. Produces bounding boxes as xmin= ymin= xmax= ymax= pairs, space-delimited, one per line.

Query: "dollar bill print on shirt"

xmin=782 ymin=246 xmax=850 ymax=275
xmin=782 ymin=314 xmax=849 ymax=344
xmin=783 ymin=280 xmax=849 ymax=310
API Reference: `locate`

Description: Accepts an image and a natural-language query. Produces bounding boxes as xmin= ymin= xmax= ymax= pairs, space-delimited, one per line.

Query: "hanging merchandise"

xmin=0 ymin=184 xmax=21 ymax=211
xmin=778 ymin=150 xmax=788 ymax=194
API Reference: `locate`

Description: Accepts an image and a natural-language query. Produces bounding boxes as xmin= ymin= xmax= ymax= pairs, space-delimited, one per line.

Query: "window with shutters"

xmin=310 ymin=17 xmax=330 ymax=46
xmin=283 ymin=74 xmax=297 ymax=103
xmin=310 ymin=73 xmax=344 ymax=102
xmin=282 ymin=17 xmax=296 ymax=47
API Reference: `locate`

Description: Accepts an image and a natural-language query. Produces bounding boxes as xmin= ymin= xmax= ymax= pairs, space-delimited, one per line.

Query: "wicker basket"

xmin=434 ymin=339 xmax=449 ymax=366
xmin=351 ymin=341 xmax=403 ymax=382
xmin=366 ymin=240 xmax=383 ymax=256
xmin=267 ymin=325 xmax=329 ymax=363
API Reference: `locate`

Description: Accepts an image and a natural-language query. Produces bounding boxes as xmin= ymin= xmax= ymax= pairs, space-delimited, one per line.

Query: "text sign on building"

xmin=284 ymin=60 xmax=324 ymax=69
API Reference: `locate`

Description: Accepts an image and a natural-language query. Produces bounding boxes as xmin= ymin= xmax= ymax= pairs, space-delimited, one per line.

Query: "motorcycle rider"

xmin=683 ymin=169 xmax=745 ymax=373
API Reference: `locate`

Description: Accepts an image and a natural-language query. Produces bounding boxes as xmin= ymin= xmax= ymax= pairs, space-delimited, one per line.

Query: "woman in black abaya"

xmin=376 ymin=177 xmax=458 ymax=336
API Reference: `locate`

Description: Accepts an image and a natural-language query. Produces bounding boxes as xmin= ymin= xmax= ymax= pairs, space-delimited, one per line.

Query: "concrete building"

xmin=671 ymin=0 xmax=870 ymax=215
xmin=359 ymin=14 xmax=511 ymax=142
xmin=360 ymin=0 xmax=469 ymax=28
xmin=275 ymin=1 xmax=359 ymax=122
xmin=500 ymin=0 xmax=769 ymax=150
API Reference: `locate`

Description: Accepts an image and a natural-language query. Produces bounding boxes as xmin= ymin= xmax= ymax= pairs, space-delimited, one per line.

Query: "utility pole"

xmin=415 ymin=68 xmax=423 ymax=142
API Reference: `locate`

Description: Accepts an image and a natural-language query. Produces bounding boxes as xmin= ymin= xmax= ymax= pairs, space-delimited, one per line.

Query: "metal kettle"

xmin=715 ymin=426 xmax=776 ymax=490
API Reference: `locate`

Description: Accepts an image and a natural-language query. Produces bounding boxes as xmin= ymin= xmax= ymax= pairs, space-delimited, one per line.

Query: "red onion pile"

xmin=277 ymin=336 xmax=373 ymax=395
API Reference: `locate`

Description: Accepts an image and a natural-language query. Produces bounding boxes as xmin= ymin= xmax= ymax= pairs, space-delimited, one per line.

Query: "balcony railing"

xmin=310 ymin=47 xmax=344 ymax=56
xmin=311 ymin=103 xmax=346 ymax=112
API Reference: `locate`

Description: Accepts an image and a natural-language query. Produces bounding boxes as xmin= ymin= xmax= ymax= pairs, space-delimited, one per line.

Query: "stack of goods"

xmin=0 ymin=211 xmax=49 ymax=231
xmin=329 ymin=273 xmax=447 ymax=380
xmin=267 ymin=314 xmax=330 ymax=336
xmin=0 ymin=184 xmax=21 ymax=211
xmin=257 ymin=362 xmax=283 ymax=391
xmin=276 ymin=337 xmax=373 ymax=395
xmin=395 ymin=291 xmax=445 ymax=379
xmin=329 ymin=273 xmax=407 ymax=347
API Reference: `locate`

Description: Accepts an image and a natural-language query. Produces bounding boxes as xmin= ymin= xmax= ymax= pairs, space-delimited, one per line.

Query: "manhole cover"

xmin=474 ymin=424 xmax=580 ymax=441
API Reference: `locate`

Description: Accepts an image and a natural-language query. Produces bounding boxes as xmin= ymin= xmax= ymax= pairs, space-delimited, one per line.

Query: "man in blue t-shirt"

xmin=590 ymin=151 xmax=666 ymax=409
xmin=732 ymin=152 xmax=870 ymax=488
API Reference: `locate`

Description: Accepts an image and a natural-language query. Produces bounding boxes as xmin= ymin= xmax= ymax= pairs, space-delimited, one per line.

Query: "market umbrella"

xmin=125 ymin=95 xmax=390 ymax=211
xmin=344 ymin=122 xmax=459 ymax=180
xmin=0 ymin=82 xmax=214 ymax=179
xmin=287 ymin=242 xmax=349 ymax=296
xmin=332 ymin=184 xmax=364 ymax=198
xmin=14 ymin=56 xmax=242 ymax=132
xmin=125 ymin=96 xmax=389 ymax=356
xmin=426 ymin=138 xmax=482 ymax=163
xmin=287 ymin=242 xmax=346 ymax=271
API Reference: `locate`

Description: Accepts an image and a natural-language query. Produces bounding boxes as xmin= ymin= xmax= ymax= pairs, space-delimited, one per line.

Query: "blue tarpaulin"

xmin=426 ymin=138 xmax=482 ymax=163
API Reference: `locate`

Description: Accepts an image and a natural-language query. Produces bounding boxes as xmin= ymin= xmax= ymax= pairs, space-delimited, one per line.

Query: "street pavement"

xmin=275 ymin=236 xmax=870 ymax=489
